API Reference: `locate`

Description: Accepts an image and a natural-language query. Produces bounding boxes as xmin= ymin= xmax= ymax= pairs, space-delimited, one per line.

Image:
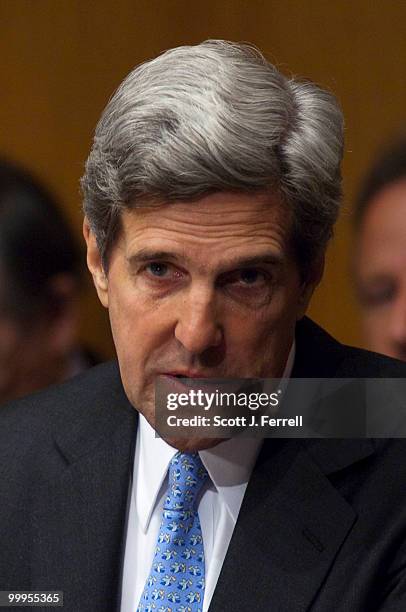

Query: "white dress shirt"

xmin=121 ymin=344 xmax=295 ymax=611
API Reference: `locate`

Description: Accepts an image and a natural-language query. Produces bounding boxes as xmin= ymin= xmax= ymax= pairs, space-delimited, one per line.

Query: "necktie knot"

xmin=165 ymin=452 xmax=208 ymax=512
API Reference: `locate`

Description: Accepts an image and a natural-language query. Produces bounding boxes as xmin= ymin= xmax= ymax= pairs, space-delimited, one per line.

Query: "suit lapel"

xmin=29 ymin=369 xmax=138 ymax=612
xmin=210 ymin=438 xmax=375 ymax=611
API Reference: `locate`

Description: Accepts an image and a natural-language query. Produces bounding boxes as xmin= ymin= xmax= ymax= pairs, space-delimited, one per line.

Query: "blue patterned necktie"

xmin=138 ymin=452 xmax=209 ymax=612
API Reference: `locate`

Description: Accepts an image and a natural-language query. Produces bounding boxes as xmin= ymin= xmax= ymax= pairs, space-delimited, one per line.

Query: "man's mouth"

xmin=158 ymin=371 xmax=221 ymax=389
xmin=162 ymin=371 xmax=213 ymax=379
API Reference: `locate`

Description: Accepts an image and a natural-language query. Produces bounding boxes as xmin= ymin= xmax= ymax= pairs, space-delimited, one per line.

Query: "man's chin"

xmin=134 ymin=406 xmax=228 ymax=452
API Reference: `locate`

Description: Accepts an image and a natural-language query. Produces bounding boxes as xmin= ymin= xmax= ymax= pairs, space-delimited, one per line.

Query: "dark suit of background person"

xmin=1 ymin=318 xmax=406 ymax=611
xmin=3 ymin=40 xmax=406 ymax=612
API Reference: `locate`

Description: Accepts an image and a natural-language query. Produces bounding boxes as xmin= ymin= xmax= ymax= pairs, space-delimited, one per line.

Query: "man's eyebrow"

xmin=222 ymin=254 xmax=284 ymax=269
xmin=127 ymin=250 xmax=181 ymax=266
xmin=127 ymin=249 xmax=284 ymax=271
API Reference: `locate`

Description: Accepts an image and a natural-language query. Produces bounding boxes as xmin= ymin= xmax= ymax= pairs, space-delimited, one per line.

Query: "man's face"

xmin=355 ymin=179 xmax=406 ymax=360
xmin=85 ymin=192 xmax=317 ymax=450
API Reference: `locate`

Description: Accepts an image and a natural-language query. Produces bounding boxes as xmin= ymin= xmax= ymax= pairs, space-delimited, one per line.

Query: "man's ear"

xmin=297 ymin=254 xmax=325 ymax=320
xmin=83 ymin=217 xmax=109 ymax=308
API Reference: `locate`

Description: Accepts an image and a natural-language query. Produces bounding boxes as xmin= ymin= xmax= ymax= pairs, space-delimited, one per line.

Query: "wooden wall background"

xmin=1 ymin=0 xmax=406 ymax=358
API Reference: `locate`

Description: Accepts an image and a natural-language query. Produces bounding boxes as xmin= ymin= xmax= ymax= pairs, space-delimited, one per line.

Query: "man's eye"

xmin=142 ymin=262 xmax=184 ymax=284
xmin=238 ymin=268 xmax=262 ymax=285
xmin=146 ymin=262 xmax=169 ymax=277
xmin=221 ymin=267 xmax=274 ymax=306
xmin=232 ymin=268 xmax=268 ymax=286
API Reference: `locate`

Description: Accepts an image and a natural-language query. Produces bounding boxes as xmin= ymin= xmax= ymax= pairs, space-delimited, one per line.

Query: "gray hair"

xmin=81 ymin=40 xmax=344 ymax=275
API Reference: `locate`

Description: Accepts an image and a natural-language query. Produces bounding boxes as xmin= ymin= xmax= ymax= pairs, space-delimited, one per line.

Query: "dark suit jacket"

xmin=2 ymin=318 xmax=406 ymax=611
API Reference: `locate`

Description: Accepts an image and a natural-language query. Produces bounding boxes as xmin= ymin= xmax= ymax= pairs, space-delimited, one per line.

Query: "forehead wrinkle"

xmin=122 ymin=191 xmax=291 ymax=241
xmin=162 ymin=208 xmax=274 ymax=228
xmin=122 ymin=218 xmax=288 ymax=252
xmin=126 ymin=195 xmax=287 ymax=232
xmin=125 ymin=218 xmax=289 ymax=250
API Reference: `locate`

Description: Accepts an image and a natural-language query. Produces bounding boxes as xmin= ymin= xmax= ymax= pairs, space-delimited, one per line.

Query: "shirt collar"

xmin=134 ymin=414 xmax=177 ymax=532
xmin=199 ymin=437 xmax=262 ymax=522
xmin=134 ymin=341 xmax=295 ymax=531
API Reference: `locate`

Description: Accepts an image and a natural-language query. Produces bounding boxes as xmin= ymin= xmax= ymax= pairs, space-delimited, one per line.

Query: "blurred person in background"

xmin=0 ymin=158 xmax=98 ymax=403
xmin=353 ymin=135 xmax=406 ymax=360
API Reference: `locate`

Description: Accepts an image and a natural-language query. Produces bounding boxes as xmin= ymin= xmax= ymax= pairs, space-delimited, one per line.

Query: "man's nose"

xmin=174 ymin=286 xmax=223 ymax=355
